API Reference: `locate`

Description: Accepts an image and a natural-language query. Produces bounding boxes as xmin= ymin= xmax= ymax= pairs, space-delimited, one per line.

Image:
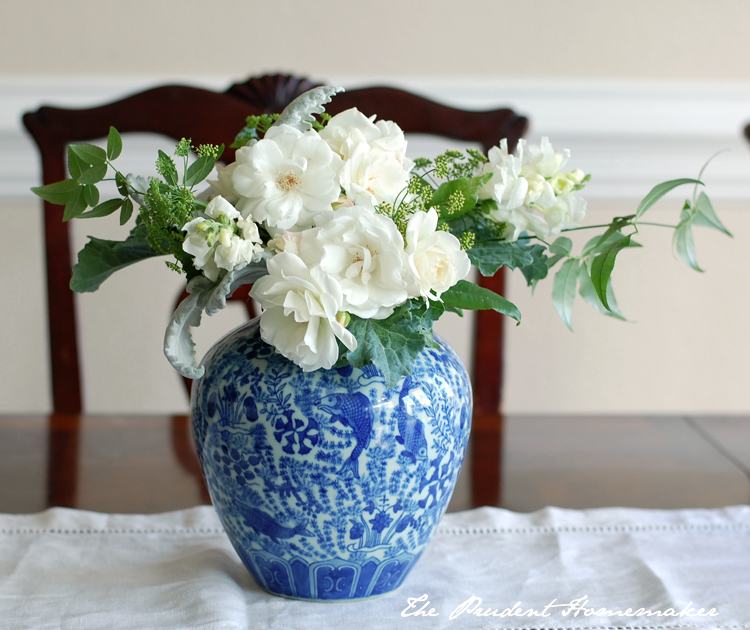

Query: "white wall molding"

xmin=4 ymin=75 xmax=750 ymax=202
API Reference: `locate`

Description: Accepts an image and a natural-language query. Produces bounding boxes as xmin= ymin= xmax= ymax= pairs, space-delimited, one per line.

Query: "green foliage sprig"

xmin=31 ymin=127 xmax=223 ymax=288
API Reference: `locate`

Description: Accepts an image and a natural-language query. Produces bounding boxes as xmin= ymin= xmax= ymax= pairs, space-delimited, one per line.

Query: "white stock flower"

xmin=231 ymin=124 xmax=341 ymax=230
xmin=405 ymin=209 xmax=471 ymax=301
xmin=539 ymin=193 xmax=587 ymax=235
xmin=478 ymin=138 xmax=586 ymax=242
xmin=182 ymin=196 xmax=263 ymax=282
xmin=302 ymin=206 xmax=410 ymax=319
xmin=250 ymin=252 xmax=356 ymax=372
xmin=519 ymin=137 xmax=570 ymax=179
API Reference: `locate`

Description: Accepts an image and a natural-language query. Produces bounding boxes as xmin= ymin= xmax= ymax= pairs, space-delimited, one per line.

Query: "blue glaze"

xmin=191 ymin=317 xmax=472 ymax=601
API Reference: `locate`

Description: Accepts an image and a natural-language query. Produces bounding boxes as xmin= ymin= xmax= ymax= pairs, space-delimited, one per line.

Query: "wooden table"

xmin=1 ymin=414 xmax=748 ymax=514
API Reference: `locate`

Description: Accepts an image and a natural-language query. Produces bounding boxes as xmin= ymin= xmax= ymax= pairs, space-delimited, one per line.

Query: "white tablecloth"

xmin=0 ymin=505 xmax=748 ymax=630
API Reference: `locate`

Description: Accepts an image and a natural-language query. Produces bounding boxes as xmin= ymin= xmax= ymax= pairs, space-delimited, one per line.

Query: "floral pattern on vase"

xmin=191 ymin=317 xmax=472 ymax=601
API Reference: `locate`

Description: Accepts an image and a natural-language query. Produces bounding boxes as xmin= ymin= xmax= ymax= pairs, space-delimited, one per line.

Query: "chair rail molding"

xmin=4 ymin=74 xmax=750 ymax=201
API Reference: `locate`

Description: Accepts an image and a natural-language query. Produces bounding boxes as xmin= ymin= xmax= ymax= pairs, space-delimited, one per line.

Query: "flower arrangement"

xmin=32 ymin=86 xmax=730 ymax=387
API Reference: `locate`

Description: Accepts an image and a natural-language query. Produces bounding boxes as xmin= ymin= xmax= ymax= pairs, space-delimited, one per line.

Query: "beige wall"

xmin=3 ymin=1 xmax=750 ymax=415
xmin=3 ymin=0 xmax=750 ymax=80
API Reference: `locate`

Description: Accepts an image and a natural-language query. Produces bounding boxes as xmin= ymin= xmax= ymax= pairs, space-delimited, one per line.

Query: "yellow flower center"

xmin=277 ymin=172 xmax=301 ymax=191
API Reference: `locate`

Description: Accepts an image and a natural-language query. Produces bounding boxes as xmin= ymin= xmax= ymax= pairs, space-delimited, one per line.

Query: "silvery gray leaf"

xmin=273 ymin=86 xmax=345 ymax=132
xmin=164 ymin=265 xmax=269 ymax=379
xmin=206 ymin=262 xmax=268 ymax=316
xmin=163 ymin=275 xmax=218 ymax=379
xmin=125 ymin=174 xmax=150 ymax=205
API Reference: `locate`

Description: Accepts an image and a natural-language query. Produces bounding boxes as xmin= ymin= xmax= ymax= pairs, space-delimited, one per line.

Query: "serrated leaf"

xmin=550 ymin=236 xmax=573 ymax=256
xmin=578 ymin=265 xmax=626 ymax=320
xmin=107 ymin=126 xmax=122 ymax=161
xmin=119 ymin=198 xmax=134 ymax=225
xmin=442 ymin=280 xmax=521 ymax=322
xmin=693 ymin=192 xmax=731 ymax=236
xmin=552 ymin=258 xmax=580 ymax=331
xmin=31 ymin=179 xmax=78 ymax=205
xmin=590 ymin=233 xmax=633 ymax=310
xmin=519 ymin=244 xmax=550 ymax=287
xmin=70 ymin=143 xmax=107 ymax=166
xmin=468 ymin=240 xmax=533 ymax=276
xmin=63 ymin=185 xmax=87 ymax=221
xmin=341 ymin=301 xmax=438 ymax=388
xmin=185 ymin=155 xmax=216 ymax=187
xmin=78 ymin=198 xmax=123 ymax=219
xmin=77 ymin=162 xmax=107 ymax=185
xmin=82 ymin=184 xmax=99 ymax=207
xmin=636 ymin=178 xmax=703 ymax=219
xmin=673 ymin=222 xmax=702 ymax=272
xmin=70 ymin=223 xmax=160 ymax=292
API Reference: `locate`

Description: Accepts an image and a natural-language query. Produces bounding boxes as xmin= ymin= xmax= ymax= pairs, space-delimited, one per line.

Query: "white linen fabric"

xmin=0 ymin=505 xmax=747 ymax=630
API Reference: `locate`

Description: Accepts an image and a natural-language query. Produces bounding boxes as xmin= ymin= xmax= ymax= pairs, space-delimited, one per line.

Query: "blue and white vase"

xmin=191 ymin=317 xmax=472 ymax=601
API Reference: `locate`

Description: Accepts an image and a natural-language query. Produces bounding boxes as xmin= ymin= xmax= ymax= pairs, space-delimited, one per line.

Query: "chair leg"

xmin=46 ymin=414 xmax=80 ymax=507
xmin=170 ymin=415 xmax=211 ymax=504
xmin=470 ymin=412 xmax=504 ymax=507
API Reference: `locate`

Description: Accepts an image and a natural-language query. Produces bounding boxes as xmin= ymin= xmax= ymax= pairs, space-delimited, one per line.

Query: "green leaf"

xmin=480 ymin=198 xmax=498 ymax=214
xmin=70 ymin=143 xmax=107 ymax=166
xmin=107 ymin=127 xmax=122 ymax=161
xmin=341 ymin=300 xmax=443 ymax=388
xmin=70 ymin=223 xmax=161 ymax=292
xmin=441 ymin=280 xmax=521 ymax=322
xmin=115 ymin=172 xmax=130 ymax=197
xmin=82 ymin=184 xmax=99 ymax=207
xmin=77 ymin=162 xmax=108 ymax=185
xmin=519 ymin=244 xmax=550 ymax=287
xmin=119 ymin=198 xmax=134 ymax=225
xmin=31 ymin=178 xmax=78 ymax=205
xmin=67 ymin=146 xmax=89 ymax=180
xmin=467 ymin=240 xmax=533 ymax=276
xmin=185 ymin=155 xmax=216 ymax=187
xmin=590 ymin=233 xmax=634 ymax=310
xmin=63 ymin=185 xmax=87 ymax=221
xmin=636 ymin=178 xmax=703 ymax=219
xmin=552 ymin=258 xmax=580 ymax=331
xmin=673 ymin=222 xmax=702 ymax=272
xmin=550 ymin=236 xmax=573 ymax=256
xmin=578 ymin=265 xmax=626 ymax=320
xmin=78 ymin=198 xmax=123 ymax=219
xmin=693 ymin=192 xmax=731 ymax=236
xmin=428 ymin=174 xmax=491 ymax=220
xmin=586 ymin=215 xmax=634 ymax=254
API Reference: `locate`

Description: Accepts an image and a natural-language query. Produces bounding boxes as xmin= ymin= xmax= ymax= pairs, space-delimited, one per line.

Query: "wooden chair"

xmin=23 ymin=74 xmax=528 ymax=509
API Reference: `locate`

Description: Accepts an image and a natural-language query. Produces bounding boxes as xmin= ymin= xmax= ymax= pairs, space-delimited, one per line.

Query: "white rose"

xmin=302 ymin=206 xmax=410 ymax=319
xmin=231 ymin=124 xmax=341 ymax=230
xmin=204 ymin=162 xmax=240 ymax=204
xmin=405 ymin=209 xmax=471 ymax=300
xmin=250 ymin=252 xmax=356 ymax=371
xmin=338 ymin=142 xmax=411 ymax=210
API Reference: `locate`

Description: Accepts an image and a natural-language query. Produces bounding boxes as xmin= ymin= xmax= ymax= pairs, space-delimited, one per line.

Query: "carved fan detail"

xmin=226 ymin=74 xmax=322 ymax=113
